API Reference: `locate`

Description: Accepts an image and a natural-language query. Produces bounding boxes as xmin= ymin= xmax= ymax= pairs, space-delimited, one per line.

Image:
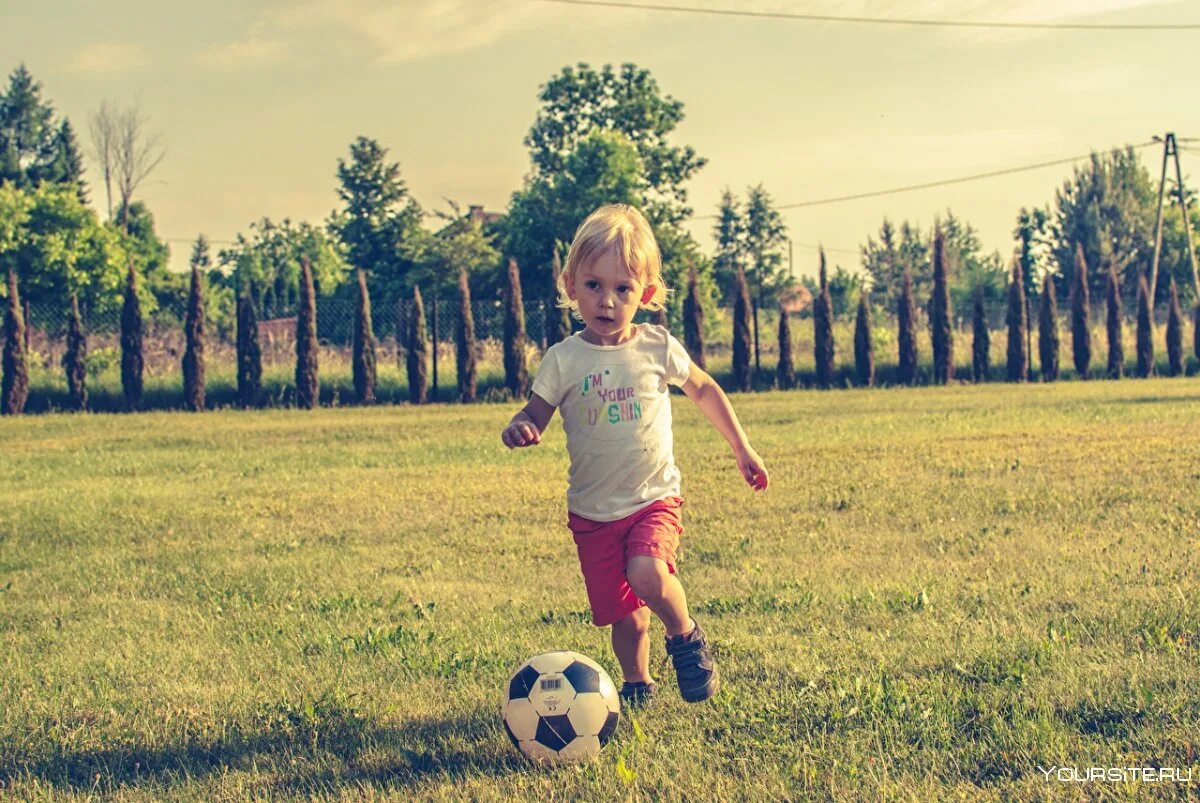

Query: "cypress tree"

xmin=732 ymin=265 xmax=752 ymax=392
xmin=930 ymin=230 xmax=953 ymax=384
xmin=1006 ymin=258 xmax=1028 ymax=382
xmin=182 ymin=262 xmax=206 ymax=412
xmin=1038 ymin=273 xmax=1059 ymax=382
xmin=503 ymin=258 xmax=528 ymax=398
xmin=295 ymin=255 xmax=319 ymax=409
xmin=1166 ymin=277 xmax=1183 ymax=377
xmin=1106 ymin=261 xmax=1124 ymax=379
xmin=1136 ymin=274 xmax=1154 ymax=378
xmin=120 ymin=261 xmax=144 ymax=411
xmin=683 ymin=263 xmax=706 ymax=370
xmin=854 ymin=291 xmax=874 ymax=387
xmin=2 ymin=269 xmax=29 ymax=415
xmin=776 ymin=305 xmax=795 ymax=390
xmin=237 ymin=289 xmax=262 ymax=408
xmin=63 ymin=293 xmax=87 ymax=411
xmin=971 ymin=285 xmax=989 ymax=383
xmin=456 ymin=266 xmax=477 ymax=403
xmin=1070 ymin=244 xmax=1092 ymax=380
xmin=546 ymin=247 xmax=572 ymax=348
xmin=352 ymin=268 xmax=377 ymax=404
xmin=897 ymin=266 xmax=917 ymax=385
xmin=813 ymin=248 xmax=835 ymax=389
xmin=408 ymin=284 xmax=429 ymax=404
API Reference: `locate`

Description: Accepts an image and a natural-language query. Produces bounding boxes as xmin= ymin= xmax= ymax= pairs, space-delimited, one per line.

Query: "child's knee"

xmin=613 ymin=606 xmax=651 ymax=633
xmin=626 ymin=556 xmax=670 ymax=597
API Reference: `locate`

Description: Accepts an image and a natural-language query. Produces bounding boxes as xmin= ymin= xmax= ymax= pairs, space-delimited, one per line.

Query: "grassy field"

xmin=1 ymin=379 xmax=1198 ymax=800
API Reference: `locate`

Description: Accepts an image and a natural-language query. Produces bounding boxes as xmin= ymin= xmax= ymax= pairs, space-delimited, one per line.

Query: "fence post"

xmin=431 ymin=296 xmax=439 ymax=399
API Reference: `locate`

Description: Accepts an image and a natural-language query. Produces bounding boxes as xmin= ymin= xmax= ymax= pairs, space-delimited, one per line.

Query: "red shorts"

xmin=568 ymin=497 xmax=684 ymax=627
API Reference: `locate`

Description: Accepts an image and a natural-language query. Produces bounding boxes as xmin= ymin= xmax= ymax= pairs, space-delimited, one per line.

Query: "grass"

xmin=1 ymin=379 xmax=1198 ymax=800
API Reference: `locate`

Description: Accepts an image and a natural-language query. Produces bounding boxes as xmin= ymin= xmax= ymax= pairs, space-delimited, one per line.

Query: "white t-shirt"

xmin=531 ymin=323 xmax=692 ymax=522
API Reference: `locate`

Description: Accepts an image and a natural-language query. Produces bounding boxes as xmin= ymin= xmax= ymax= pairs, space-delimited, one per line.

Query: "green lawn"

xmin=1 ymin=379 xmax=1198 ymax=800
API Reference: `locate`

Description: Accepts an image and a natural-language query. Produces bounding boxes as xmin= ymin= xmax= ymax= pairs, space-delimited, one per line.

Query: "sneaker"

xmin=618 ymin=680 xmax=658 ymax=707
xmin=665 ymin=618 xmax=720 ymax=702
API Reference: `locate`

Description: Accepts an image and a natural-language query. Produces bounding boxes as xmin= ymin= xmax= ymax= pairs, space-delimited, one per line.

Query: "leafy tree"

xmin=120 ymin=262 xmax=143 ymax=411
xmin=295 ymin=256 xmax=319 ymax=409
xmin=732 ymin=266 xmax=752 ymax=392
xmin=897 ymin=266 xmax=917 ymax=385
xmin=930 ymin=230 xmax=953 ymax=384
xmin=1038 ymin=273 xmax=1059 ymax=382
xmin=2 ymin=268 xmax=29 ymax=414
xmin=182 ymin=254 xmax=206 ymax=412
xmin=329 ymin=136 xmax=424 ymax=308
xmin=412 ymin=201 xmax=501 ymax=301
xmin=776 ymin=305 xmax=794 ymax=390
xmin=236 ymin=290 xmax=261 ymax=408
xmin=854 ymin=292 xmax=874 ymax=387
xmin=813 ymin=249 xmax=835 ymax=389
xmin=1070 ymin=244 xmax=1091 ymax=379
xmin=352 ymin=268 xmax=377 ymax=404
xmin=1106 ymin=261 xmax=1124 ymax=379
xmin=456 ymin=266 xmax=477 ymax=403
xmin=503 ymin=259 xmax=528 ymax=399
xmin=1136 ymin=274 xmax=1153 ymax=377
xmin=407 ymin=284 xmax=429 ymax=404
xmin=972 ymin=286 xmax=989 ymax=383
xmin=63 ymin=292 xmax=86 ymax=410
xmin=862 ymin=219 xmax=929 ymax=305
xmin=1007 ymin=258 xmax=1028 ymax=382
xmin=1166 ymin=277 xmax=1183 ymax=377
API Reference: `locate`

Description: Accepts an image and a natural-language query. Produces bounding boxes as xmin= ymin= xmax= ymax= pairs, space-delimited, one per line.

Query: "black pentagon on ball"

xmin=503 ymin=719 xmax=521 ymax=750
xmin=534 ymin=713 xmax=576 ymax=752
xmin=597 ymin=710 xmax=619 ymax=746
xmin=508 ymin=664 xmax=541 ymax=700
xmin=561 ymin=660 xmax=600 ymax=694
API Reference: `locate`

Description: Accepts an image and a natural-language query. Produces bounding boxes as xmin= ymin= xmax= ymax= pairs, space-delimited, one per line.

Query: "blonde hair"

xmin=555 ymin=204 xmax=670 ymax=321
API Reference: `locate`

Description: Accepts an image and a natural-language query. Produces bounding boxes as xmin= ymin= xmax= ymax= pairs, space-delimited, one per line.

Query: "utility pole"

xmin=1149 ymin=132 xmax=1200 ymax=302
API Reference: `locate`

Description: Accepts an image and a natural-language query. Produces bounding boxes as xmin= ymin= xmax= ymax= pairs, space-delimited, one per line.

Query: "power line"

xmin=536 ymin=0 xmax=1200 ymax=31
xmin=691 ymin=141 xmax=1159 ymax=219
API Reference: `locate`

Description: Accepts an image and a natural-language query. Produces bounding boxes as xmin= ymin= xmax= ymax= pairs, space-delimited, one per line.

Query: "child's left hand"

xmin=735 ymin=446 xmax=769 ymax=492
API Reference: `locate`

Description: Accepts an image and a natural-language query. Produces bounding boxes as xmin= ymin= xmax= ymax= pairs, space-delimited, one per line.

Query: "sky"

xmin=3 ymin=0 xmax=1198 ymax=276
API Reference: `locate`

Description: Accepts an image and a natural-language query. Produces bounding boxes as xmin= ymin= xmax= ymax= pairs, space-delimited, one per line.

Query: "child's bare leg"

xmin=626 ymin=556 xmax=693 ymax=637
xmin=610 ymin=607 xmax=653 ymax=683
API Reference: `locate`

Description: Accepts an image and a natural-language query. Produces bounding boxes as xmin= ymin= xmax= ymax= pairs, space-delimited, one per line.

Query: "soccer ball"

xmin=502 ymin=650 xmax=620 ymax=764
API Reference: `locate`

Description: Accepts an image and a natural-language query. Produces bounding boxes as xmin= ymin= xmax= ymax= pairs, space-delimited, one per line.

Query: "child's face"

xmin=567 ymin=249 xmax=656 ymax=337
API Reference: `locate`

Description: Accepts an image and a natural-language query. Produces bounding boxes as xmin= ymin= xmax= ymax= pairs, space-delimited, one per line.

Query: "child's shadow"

xmin=1 ymin=705 xmax=528 ymax=796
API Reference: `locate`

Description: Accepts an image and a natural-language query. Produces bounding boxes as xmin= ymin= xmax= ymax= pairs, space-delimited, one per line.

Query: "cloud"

xmin=197 ymin=38 xmax=288 ymax=71
xmin=65 ymin=43 xmax=148 ymax=73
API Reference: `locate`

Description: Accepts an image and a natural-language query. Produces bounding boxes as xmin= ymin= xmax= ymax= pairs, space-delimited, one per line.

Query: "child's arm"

xmin=681 ymin=365 xmax=769 ymax=491
xmin=501 ymin=393 xmax=556 ymax=449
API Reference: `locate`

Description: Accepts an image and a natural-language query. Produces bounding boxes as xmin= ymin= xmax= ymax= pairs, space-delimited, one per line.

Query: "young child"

xmin=500 ymin=204 xmax=769 ymax=706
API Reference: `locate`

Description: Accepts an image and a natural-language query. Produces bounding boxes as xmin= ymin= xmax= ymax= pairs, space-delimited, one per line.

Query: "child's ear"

xmin=564 ymin=271 xmax=577 ymax=300
xmin=640 ymin=285 xmax=656 ymax=305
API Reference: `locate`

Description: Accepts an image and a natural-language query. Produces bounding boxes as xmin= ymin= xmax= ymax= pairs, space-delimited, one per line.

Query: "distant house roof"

xmin=779 ymin=284 xmax=813 ymax=314
xmin=467 ymin=204 xmax=503 ymax=228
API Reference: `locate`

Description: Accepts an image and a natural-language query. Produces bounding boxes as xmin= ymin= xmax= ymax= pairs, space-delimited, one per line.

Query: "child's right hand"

xmin=502 ymin=416 xmax=541 ymax=449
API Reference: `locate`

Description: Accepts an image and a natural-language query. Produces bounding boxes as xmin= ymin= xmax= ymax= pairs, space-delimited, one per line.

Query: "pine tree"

xmin=546 ymin=246 xmax=572 ymax=348
xmin=1070 ymin=244 xmax=1092 ymax=379
xmin=776 ymin=305 xmax=795 ymax=390
xmin=854 ymin=291 xmax=874 ymax=387
xmin=295 ymin=255 xmax=319 ymax=409
xmin=1106 ymin=261 xmax=1124 ymax=379
xmin=236 ymin=289 xmax=262 ymax=408
xmin=54 ymin=119 xmax=88 ymax=202
xmin=352 ymin=269 xmax=377 ymax=403
xmin=1136 ymin=274 xmax=1153 ymax=378
xmin=813 ymin=248 xmax=835 ymax=389
xmin=930 ymin=229 xmax=953 ymax=384
xmin=457 ymin=266 xmax=477 ymax=403
xmin=120 ymin=261 xmax=143 ymax=411
xmin=408 ymin=284 xmax=429 ymax=404
xmin=732 ymin=266 xmax=752 ymax=392
xmin=503 ymin=258 xmax=528 ymax=398
xmin=63 ymin=293 xmax=87 ymax=411
xmin=683 ymin=263 xmax=706 ymax=370
xmin=2 ymin=269 xmax=29 ymax=415
xmin=1006 ymin=258 xmax=1028 ymax=382
xmin=182 ymin=260 xmax=206 ymax=412
xmin=1038 ymin=273 xmax=1059 ymax=382
xmin=897 ymin=266 xmax=918 ymax=385
xmin=971 ymin=285 xmax=989 ymax=382
xmin=1166 ymin=277 xmax=1183 ymax=377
